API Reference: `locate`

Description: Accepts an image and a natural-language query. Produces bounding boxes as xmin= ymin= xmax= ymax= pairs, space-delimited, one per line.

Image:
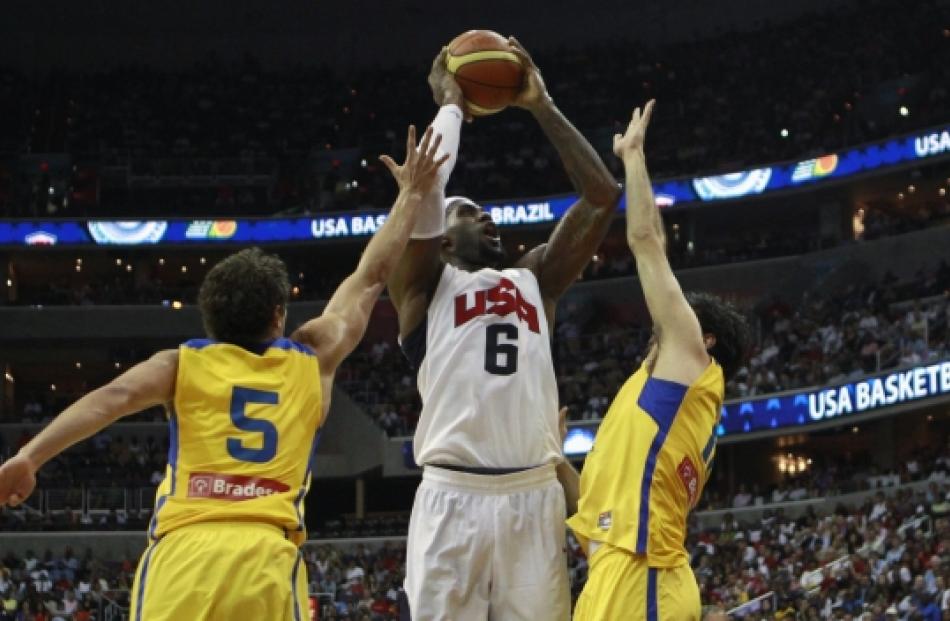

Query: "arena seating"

xmin=687 ymin=455 xmax=950 ymax=619
xmin=1 ymin=2 xmax=949 ymax=618
xmin=1 ymin=441 xmax=946 ymax=619
xmin=5 ymin=254 xmax=947 ymax=438
xmin=341 ymin=261 xmax=950 ymax=435
xmin=1 ymin=0 xmax=947 ymax=217
xmin=5 ymin=194 xmax=948 ymax=309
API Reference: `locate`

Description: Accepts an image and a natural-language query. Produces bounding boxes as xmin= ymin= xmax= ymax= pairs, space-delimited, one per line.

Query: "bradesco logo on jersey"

xmin=454 ymin=277 xmax=541 ymax=333
xmin=187 ymin=472 xmax=290 ymax=500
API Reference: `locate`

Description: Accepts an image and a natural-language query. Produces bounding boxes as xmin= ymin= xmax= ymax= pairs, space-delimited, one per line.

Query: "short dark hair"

xmin=686 ymin=291 xmax=751 ymax=382
xmin=198 ymin=248 xmax=290 ymax=343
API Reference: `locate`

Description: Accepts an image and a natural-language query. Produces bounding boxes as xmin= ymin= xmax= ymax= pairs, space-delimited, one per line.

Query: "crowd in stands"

xmin=737 ymin=266 xmax=950 ymax=397
xmin=0 ymin=436 xmax=947 ymax=619
xmin=861 ymin=202 xmax=950 ymax=243
xmin=684 ymin=440 xmax=950 ymax=619
xmin=9 ymin=254 xmax=946 ymax=435
xmin=0 ymin=541 xmax=408 ymax=620
xmin=0 ymin=547 xmax=134 ymax=621
xmin=302 ymin=543 xmax=407 ymax=620
xmin=10 ymin=387 xmax=165 ymax=424
xmin=343 ymin=259 xmax=950 ymax=435
xmin=0 ymin=426 xmax=166 ymax=534
xmin=700 ymin=435 xmax=950 ymax=514
xmin=7 ymin=254 xmax=338 ymax=308
xmin=0 ymin=541 xmax=410 ymax=621
xmin=5 ymin=250 xmax=947 ymax=445
xmin=570 ymin=259 xmax=948 ymax=405
xmin=1 ymin=0 xmax=947 ymax=217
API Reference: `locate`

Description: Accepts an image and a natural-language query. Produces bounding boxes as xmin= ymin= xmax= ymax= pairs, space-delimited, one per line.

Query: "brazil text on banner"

xmin=2 ymin=124 xmax=949 ymax=247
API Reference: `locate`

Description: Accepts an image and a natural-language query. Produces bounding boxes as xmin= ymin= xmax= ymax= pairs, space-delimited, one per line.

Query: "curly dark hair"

xmin=197 ymin=248 xmax=290 ymax=343
xmin=685 ymin=291 xmax=752 ymax=382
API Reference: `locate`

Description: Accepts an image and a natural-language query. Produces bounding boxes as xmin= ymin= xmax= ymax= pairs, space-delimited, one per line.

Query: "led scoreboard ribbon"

xmin=563 ymin=358 xmax=950 ymax=455
xmin=3 ymin=124 xmax=948 ymax=247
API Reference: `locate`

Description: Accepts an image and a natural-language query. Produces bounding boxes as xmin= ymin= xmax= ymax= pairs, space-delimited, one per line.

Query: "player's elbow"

xmin=94 ymin=382 xmax=139 ymax=422
xmin=627 ymin=225 xmax=661 ymax=248
xmin=359 ymin=258 xmax=394 ymax=290
xmin=337 ymin=309 xmax=373 ymax=363
xmin=585 ymin=181 xmax=622 ymax=210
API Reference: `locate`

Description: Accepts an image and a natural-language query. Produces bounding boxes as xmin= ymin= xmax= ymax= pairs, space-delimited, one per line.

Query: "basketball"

xmin=446 ymin=30 xmax=525 ymax=117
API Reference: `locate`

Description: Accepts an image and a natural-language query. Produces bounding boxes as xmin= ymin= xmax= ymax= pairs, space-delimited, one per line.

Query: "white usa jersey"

xmin=402 ymin=263 xmax=562 ymax=468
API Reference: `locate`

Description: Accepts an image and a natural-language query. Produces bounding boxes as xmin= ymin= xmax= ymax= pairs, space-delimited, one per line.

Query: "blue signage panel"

xmin=563 ymin=359 xmax=950 ymax=455
xmin=688 ymin=126 xmax=950 ymax=202
xmin=2 ymin=125 xmax=948 ymax=247
xmin=718 ymin=359 xmax=950 ymax=435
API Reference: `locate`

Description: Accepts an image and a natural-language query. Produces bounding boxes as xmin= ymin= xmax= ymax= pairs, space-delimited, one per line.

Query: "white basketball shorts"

xmin=404 ymin=463 xmax=570 ymax=621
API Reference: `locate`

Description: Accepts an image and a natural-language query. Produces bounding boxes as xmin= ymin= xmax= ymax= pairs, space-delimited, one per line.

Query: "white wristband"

xmin=411 ymin=104 xmax=463 ymax=239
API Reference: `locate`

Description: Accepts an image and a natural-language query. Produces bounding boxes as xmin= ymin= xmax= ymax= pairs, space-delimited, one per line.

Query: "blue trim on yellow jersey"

xmin=637 ymin=377 xmax=687 ymax=429
xmin=168 ymin=410 xmax=179 ymax=494
xmin=148 ymin=498 xmax=165 ymax=542
xmin=701 ymin=431 xmax=716 ymax=465
xmin=294 ymin=430 xmax=322 ymax=531
xmin=646 ymin=567 xmax=658 ymax=621
xmin=148 ymin=409 xmax=179 ymax=541
xmin=291 ymin=551 xmax=303 ymax=621
xmin=182 ymin=337 xmax=316 ymax=357
xmin=134 ymin=540 xmax=160 ymax=620
xmin=271 ymin=337 xmax=316 ymax=356
xmin=635 ymin=377 xmax=688 ymax=555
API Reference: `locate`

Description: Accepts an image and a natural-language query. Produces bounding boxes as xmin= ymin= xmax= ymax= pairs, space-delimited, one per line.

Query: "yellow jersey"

xmin=149 ymin=338 xmax=324 ymax=546
xmin=566 ymin=360 xmax=724 ymax=567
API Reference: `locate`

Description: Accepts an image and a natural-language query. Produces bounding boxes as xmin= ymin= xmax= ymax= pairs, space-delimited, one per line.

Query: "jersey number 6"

xmin=228 ymin=386 xmax=279 ymax=463
xmin=485 ymin=324 xmax=518 ymax=375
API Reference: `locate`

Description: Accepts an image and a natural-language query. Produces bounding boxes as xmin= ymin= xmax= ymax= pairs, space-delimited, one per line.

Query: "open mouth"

xmin=482 ymin=221 xmax=500 ymax=244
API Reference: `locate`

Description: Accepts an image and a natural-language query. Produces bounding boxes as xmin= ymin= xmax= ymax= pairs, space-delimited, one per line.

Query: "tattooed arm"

xmin=508 ymin=37 xmax=621 ymax=325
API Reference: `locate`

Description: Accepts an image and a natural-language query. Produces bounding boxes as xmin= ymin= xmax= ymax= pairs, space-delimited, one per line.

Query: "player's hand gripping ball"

xmin=446 ymin=30 xmax=525 ymax=117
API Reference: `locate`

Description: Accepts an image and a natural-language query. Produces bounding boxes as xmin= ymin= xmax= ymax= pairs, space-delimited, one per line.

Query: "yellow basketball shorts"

xmin=129 ymin=523 xmax=308 ymax=621
xmin=573 ymin=543 xmax=700 ymax=621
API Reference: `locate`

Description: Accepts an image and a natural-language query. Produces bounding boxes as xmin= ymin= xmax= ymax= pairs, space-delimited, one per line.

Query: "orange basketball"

xmin=446 ymin=30 xmax=524 ymax=117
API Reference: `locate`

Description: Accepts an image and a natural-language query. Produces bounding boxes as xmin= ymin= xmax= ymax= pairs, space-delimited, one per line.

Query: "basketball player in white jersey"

xmin=389 ymin=39 xmax=621 ymax=620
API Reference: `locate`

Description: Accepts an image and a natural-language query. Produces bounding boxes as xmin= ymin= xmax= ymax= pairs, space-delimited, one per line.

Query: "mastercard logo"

xmin=814 ymin=154 xmax=838 ymax=176
xmin=210 ymin=220 xmax=237 ymax=239
xmin=792 ymin=154 xmax=839 ymax=183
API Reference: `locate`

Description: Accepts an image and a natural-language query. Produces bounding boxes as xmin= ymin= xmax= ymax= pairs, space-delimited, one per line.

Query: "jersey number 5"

xmin=485 ymin=324 xmax=518 ymax=375
xmin=228 ymin=387 xmax=279 ymax=463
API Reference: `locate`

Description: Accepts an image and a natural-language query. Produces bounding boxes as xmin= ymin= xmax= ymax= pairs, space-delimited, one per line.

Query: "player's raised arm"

xmin=0 ymin=349 xmax=179 ymax=507
xmin=508 ymin=37 xmax=622 ymax=310
xmin=293 ymin=125 xmax=449 ymax=375
xmin=386 ymin=49 xmax=466 ymax=339
xmin=615 ymin=101 xmax=710 ymax=384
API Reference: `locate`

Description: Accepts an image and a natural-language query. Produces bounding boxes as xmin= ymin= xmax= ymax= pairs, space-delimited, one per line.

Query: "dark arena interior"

xmin=0 ymin=0 xmax=949 ymax=619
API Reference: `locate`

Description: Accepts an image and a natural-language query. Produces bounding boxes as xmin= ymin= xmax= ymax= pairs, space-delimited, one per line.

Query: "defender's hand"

xmin=0 ymin=453 xmax=37 ymax=508
xmin=613 ymin=100 xmax=656 ymax=159
xmin=558 ymin=406 xmax=569 ymax=445
xmin=508 ymin=36 xmax=552 ymax=112
xmin=380 ymin=125 xmax=451 ymax=197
